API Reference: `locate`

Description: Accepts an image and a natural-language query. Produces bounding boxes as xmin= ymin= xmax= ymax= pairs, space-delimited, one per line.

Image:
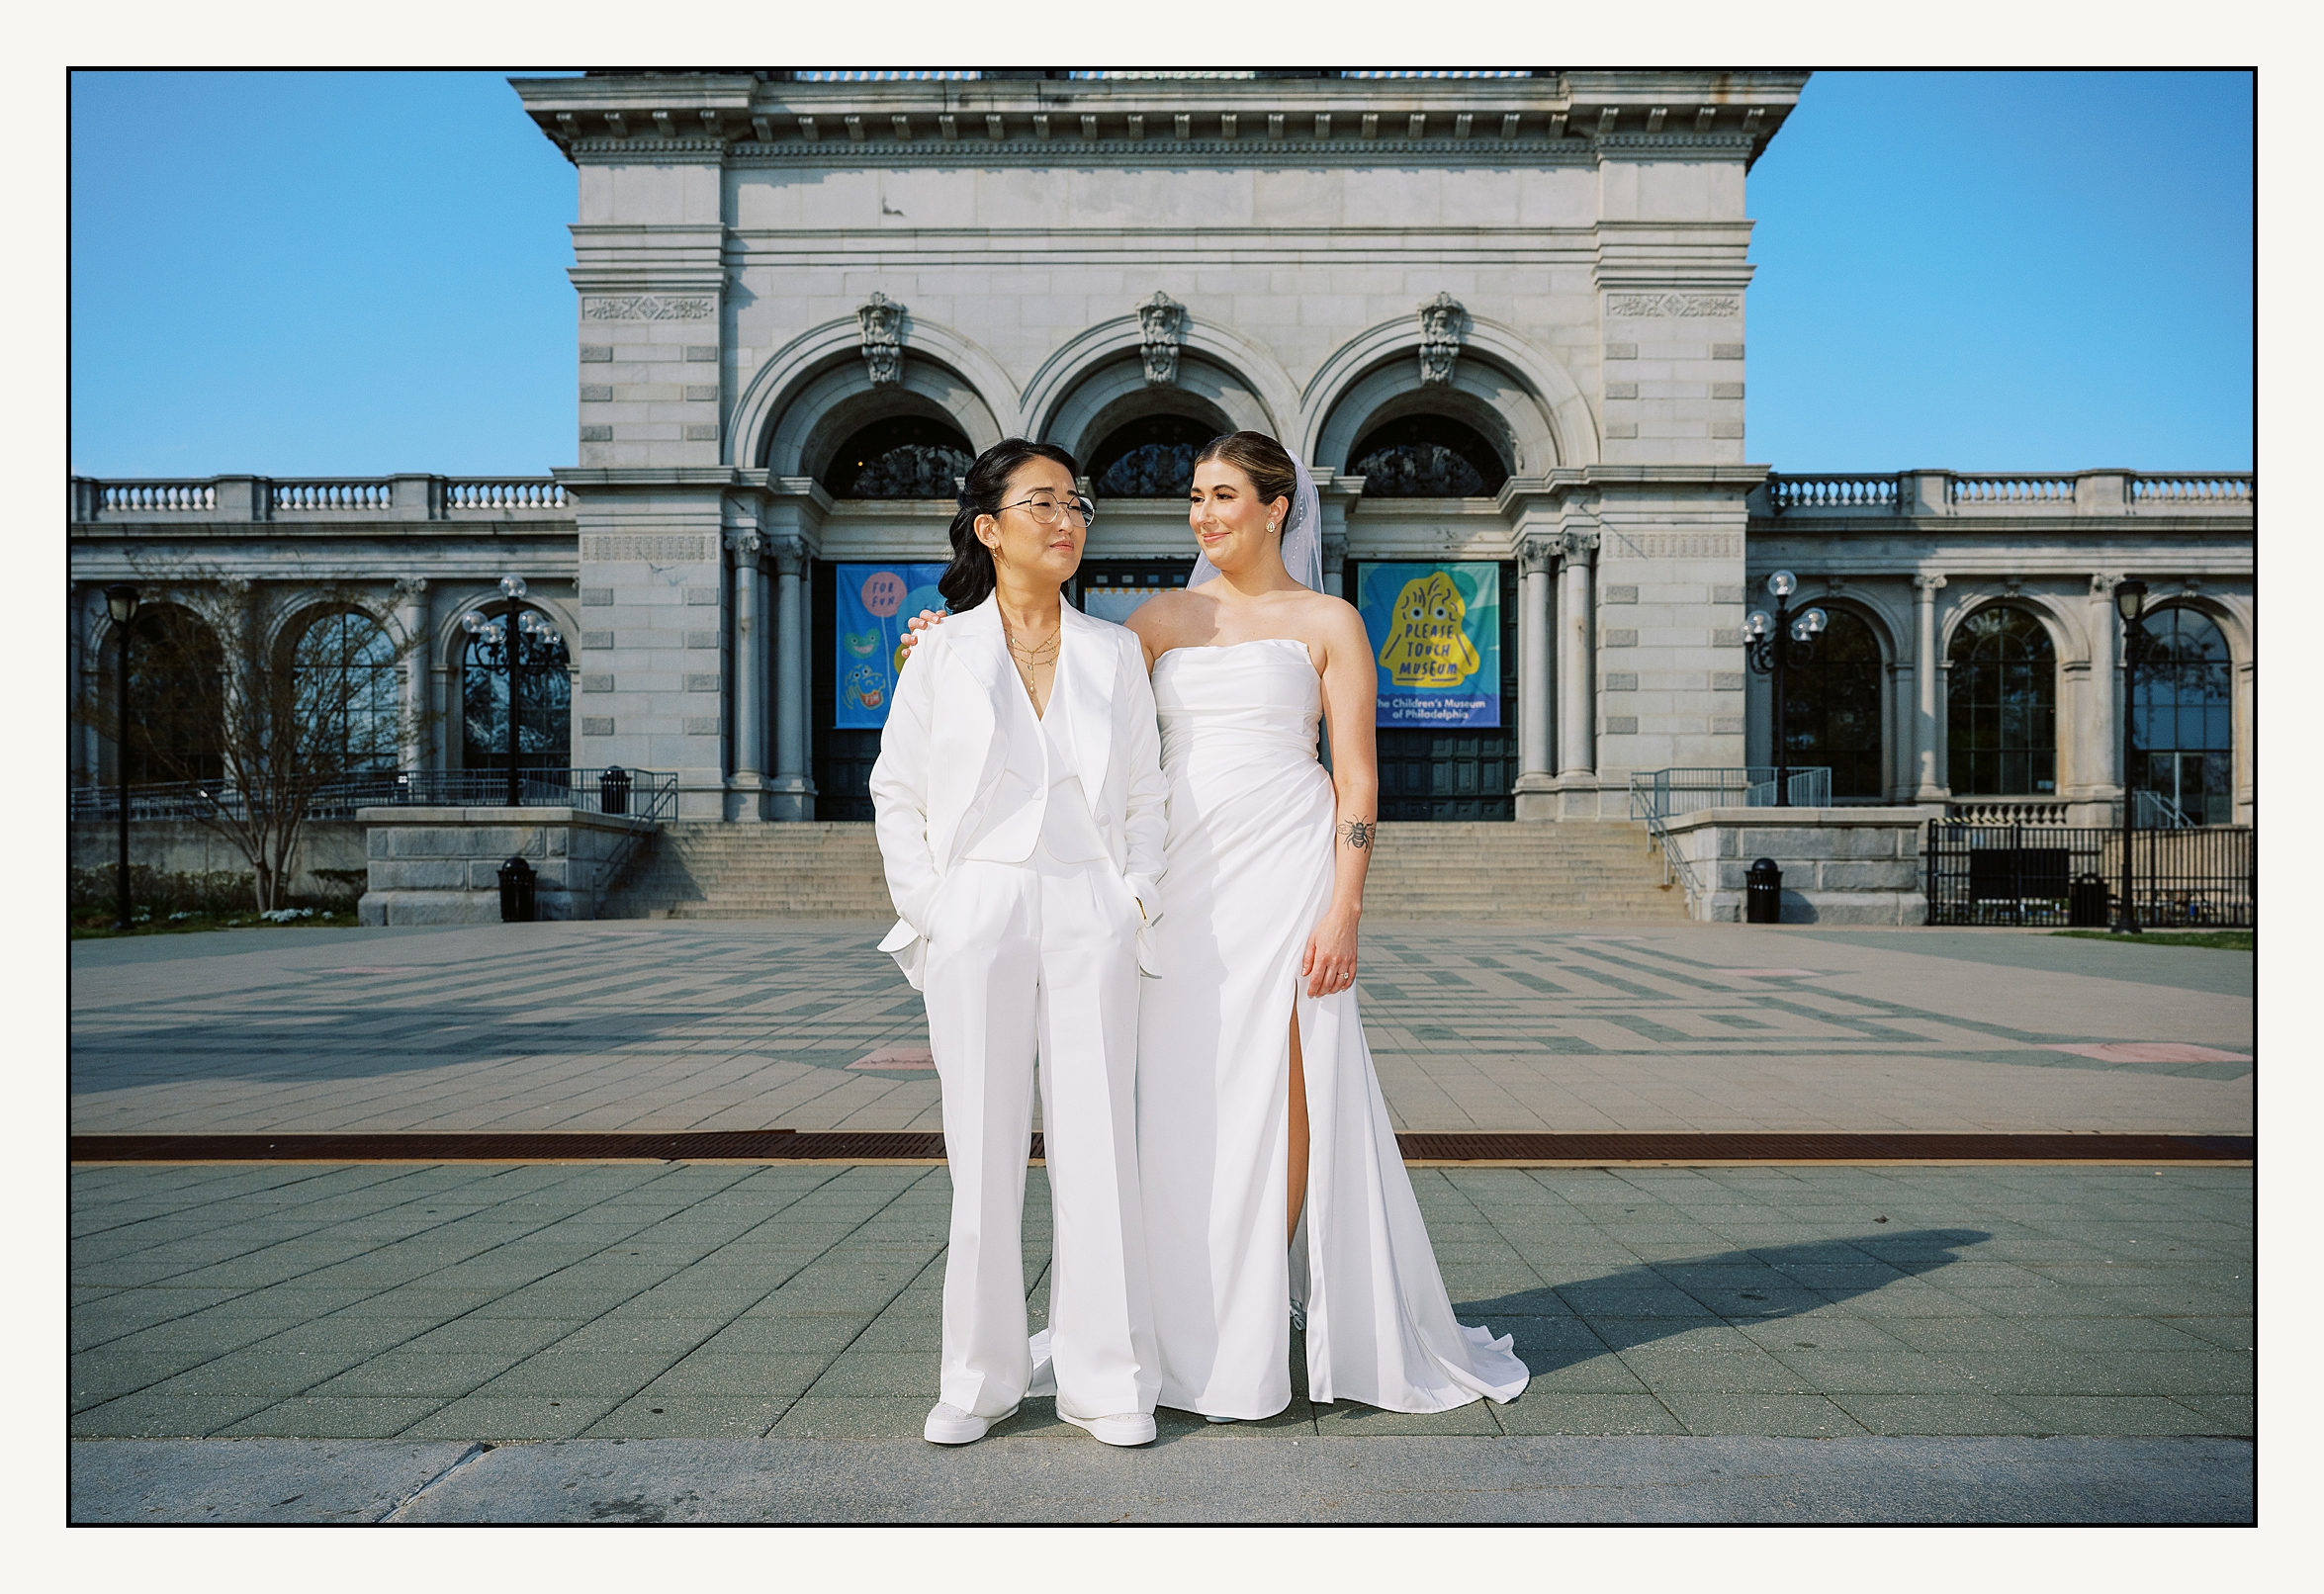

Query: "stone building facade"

xmin=67 ymin=69 xmax=2256 ymax=836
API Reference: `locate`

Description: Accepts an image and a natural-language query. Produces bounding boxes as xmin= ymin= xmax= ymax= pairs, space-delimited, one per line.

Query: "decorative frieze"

xmin=581 ymin=296 xmax=715 ymax=321
xmin=1137 ymin=291 xmax=1186 ymax=386
xmin=1417 ymin=292 xmax=1466 ymax=385
xmin=858 ymin=292 xmax=904 ymax=386
xmin=1600 ymin=532 xmax=1743 ymax=561
xmin=581 ymin=535 xmax=710 ymax=563
xmin=1606 ymin=293 xmax=1742 ymax=318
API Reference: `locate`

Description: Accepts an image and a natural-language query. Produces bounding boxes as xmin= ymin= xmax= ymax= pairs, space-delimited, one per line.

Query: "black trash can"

xmin=1745 ymin=857 xmax=1783 ymax=925
xmin=2068 ymin=871 xmax=2110 ymax=929
xmin=600 ymin=765 xmax=631 ymax=817
xmin=498 ymin=855 xmax=537 ymax=923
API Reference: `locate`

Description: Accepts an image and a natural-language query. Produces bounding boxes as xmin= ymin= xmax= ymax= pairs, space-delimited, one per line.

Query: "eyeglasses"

xmin=997 ymin=492 xmax=1097 ymax=529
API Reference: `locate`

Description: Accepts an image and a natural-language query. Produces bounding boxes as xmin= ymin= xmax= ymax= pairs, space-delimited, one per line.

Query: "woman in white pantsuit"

xmin=868 ymin=438 xmax=1169 ymax=1449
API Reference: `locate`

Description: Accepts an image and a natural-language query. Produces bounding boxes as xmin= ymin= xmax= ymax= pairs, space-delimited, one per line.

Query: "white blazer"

xmin=868 ymin=597 xmax=1168 ymax=990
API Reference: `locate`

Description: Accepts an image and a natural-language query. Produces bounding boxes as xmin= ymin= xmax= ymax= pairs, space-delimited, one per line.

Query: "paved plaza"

xmin=66 ymin=921 xmax=2255 ymax=1522
xmin=70 ymin=920 xmax=2252 ymax=1138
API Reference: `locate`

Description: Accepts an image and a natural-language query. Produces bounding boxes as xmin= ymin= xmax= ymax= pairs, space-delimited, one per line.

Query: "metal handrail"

xmin=1631 ymin=766 xmax=1833 ymax=817
xmin=1627 ymin=774 xmax=1705 ymax=914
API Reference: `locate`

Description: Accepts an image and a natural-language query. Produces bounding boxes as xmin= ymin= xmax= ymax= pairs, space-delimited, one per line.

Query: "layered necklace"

xmin=1001 ymin=616 xmax=1060 ymax=707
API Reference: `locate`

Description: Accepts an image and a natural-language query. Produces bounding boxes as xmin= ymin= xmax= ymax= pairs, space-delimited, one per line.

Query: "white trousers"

xmin=921 ymin=838 xmax=1157 ymax=1421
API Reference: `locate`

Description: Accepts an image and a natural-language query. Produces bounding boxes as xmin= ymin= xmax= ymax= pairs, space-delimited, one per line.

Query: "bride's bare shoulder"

xmin=1125 ymin=586 xmax=1209 ymax=641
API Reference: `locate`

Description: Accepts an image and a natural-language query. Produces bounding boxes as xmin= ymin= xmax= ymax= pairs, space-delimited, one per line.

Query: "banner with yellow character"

xmin=1356 ymin=562 xmax=1501 ymax=728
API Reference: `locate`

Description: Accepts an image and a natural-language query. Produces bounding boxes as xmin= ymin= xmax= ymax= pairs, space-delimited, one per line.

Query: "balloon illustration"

xmin=1376 ymin=571 xmax=1479 ymax=688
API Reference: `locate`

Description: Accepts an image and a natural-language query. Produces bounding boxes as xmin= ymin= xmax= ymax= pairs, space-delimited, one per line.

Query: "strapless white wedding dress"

xmin=1133 ymin=638 xmax=1530 ymax=1418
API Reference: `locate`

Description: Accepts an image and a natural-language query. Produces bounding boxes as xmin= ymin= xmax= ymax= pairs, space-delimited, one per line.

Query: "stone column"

xmin=1888 ymin=659 xmax=1916 ymax=803
xmin=1513 ymin=534 xmax=1557 ymax=819
xmin=770 ymin=535 xmax=815 ymax=821
xmin=1557 ymin=529 xmax=1597 ymax=782
xmin=2081 ymin=575 xmax=2120 ymax=819
xmin=1912 ymin=574 xmax=1948 ymax=800
xmin=1321 ymin=530 xmax=1348 ymax=599
xmin=726 ymin=527 xmax=767 ymax=820
xmin=69 ymin=585 xmax=91 ymax=786
xmin=393 ymin=577 xmax=430 ymax=771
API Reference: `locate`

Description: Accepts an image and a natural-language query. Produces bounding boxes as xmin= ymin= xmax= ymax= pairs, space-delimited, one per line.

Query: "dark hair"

xmin=939 ymin=437 xmax=1082 ymax=612
xmin=1194 ymin=430 xmax=1297 ymax=524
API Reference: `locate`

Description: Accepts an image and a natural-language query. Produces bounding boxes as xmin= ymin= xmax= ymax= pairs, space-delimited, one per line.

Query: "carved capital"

xmin=1417 ymin=291 xmax=1467 ymax=385
xmin=2090 ymin=574 xmax=2121 ymax=599
xmin=1913 ymin=573 xmax=1948 ymax=594
xmin=1136 ymin=291 xmax=1185 ymax=386
xmin=1558 ymin=527 xmax=1599 ymax=565
xmin=857 ymin=292 xmax=904 ymax=386
xmin=724 ymin=526 xmax=764 ymax=559
xmin=770 ymin=534 xmax=809 ymax=577
xmin=1518 ymin=535 xmax=1559 ymax=576
xmin=392 ymin=576 xmax=429 ymax=604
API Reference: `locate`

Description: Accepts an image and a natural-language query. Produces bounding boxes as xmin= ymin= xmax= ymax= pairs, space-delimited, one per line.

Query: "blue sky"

xmin=68 ymin=68 xmax=2255 ymax=478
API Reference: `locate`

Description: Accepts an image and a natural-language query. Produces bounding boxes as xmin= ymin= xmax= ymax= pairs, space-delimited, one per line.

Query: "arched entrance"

xmin=1947 ymin=604 xmax=2057 ymax=796
xmin=2132 ymin=605 xmax=2234 ymax=824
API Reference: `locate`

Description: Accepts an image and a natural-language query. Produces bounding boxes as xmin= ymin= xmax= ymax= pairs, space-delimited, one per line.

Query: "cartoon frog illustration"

xmin=1376 ymin=570 xmax=1479 ymax=689
xmin=843 ymin=629 xmax=882 ymax=658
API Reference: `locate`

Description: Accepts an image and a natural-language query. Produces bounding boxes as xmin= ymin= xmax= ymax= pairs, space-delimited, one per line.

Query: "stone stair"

xmin=604 ymin=820 xmax=1689 ymax=923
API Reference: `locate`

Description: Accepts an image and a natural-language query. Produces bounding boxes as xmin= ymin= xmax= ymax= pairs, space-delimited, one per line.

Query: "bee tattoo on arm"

xmin=1336 ymin=819 xmax=1376 ymax=850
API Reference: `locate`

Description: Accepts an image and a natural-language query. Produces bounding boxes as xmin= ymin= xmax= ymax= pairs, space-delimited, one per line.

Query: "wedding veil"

xmin=1187 ymin=454 xmax=1322 ymax=592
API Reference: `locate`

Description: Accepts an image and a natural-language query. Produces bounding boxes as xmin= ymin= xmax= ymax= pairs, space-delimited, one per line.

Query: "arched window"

xmin=463 ymin=610 xmax=571 ymax=771
xmin=2132 ymin=606 xmax=2234 ymax=825
xmin=1947 ymin=605 xmax=2057 ymax=796
xmin=1090 ymin=414 xmax=1216 ymax=497
xmin=1783 ymin=608 xmax=1885 ymax=799
xmin=291 ymin=610 xmax=400 ymax=771
xmin=109 ymin=606 xmax=224 ymax=786
xmin=1348 ymin=415 xmax=1509 ymax=496
xmin=821 ymin=416 xmax=975 ymax=497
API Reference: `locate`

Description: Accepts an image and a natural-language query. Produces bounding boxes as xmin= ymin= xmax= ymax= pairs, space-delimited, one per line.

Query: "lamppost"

xmin=1743 ymin=570 xmax=1827 ymax=807
xmin=461 ymin=576 xmax=564 ymax=807
xmin=2113 ymin=577 xmax=2150 ymax=935
xmin=104 ymin=583 xmax=140 ymax=930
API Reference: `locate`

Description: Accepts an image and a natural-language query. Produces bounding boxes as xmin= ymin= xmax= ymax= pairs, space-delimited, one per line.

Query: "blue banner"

xmin=836 ymin=563 xmax=949 ymax=729
xmin=1356 ymin=561 xmax=1501 ymax=729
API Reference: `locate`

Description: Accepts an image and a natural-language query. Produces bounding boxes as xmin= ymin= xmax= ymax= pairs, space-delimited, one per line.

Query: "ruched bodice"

xmin=1136 ymin=632 xmax=1529 ymax=1420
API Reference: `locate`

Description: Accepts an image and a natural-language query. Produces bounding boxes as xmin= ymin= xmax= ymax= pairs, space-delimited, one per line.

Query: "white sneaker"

xmin=924 ymin=1401 xmax=1017 ymax=1445
xmin=1059 ymin=1409 xmax=1157 ymax=1447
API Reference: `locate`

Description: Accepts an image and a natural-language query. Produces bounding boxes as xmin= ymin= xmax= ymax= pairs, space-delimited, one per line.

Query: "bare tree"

xmin=83 ymin=562 xmax=435 ymax=912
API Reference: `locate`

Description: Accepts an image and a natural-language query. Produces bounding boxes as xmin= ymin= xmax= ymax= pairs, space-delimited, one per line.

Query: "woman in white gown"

xmin=907 ymin=432 xmax=1528 ymax=1420
xmin=1125 ymin=431 xmax=1529 ymax=1421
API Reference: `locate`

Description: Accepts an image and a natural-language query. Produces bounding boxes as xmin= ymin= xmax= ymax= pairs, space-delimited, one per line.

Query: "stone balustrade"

xmin=1761 ymin=470 xmax=2255 ymax=519
xmin=69 ymin=474 xmax=571 ymax=524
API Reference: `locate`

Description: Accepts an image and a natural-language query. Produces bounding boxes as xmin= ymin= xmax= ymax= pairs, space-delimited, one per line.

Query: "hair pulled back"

xmin=939 ymin=437 xmax=1082 ymax=612
xmin=1194 ymin=430 xmax=1298 ymax=524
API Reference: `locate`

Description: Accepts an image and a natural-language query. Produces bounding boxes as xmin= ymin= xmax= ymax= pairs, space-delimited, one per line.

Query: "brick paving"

xmin=68 ymin=1161 xmax=2252 ymax=1443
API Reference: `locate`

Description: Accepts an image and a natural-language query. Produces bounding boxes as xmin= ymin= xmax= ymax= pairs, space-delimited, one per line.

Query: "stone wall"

xmin=357 ymin=807 xmax=657 ymax=926
xmin=1663 ymin=805 xmax=1944 ymax=925
xmin=67 ymin=820 xmax=367 ymax=902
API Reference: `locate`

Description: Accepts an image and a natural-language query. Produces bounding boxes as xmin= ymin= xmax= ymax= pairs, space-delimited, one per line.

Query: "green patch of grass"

xmin=2050 ymin=930 xmax=2254 ymax=952
xmin=70 ymin=908 xmax=359 ymax=940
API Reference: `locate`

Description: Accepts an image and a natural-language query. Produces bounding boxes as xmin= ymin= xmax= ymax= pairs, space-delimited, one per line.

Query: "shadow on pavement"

xmin=1454 ymin=1228 xmax=1994 ymax=1372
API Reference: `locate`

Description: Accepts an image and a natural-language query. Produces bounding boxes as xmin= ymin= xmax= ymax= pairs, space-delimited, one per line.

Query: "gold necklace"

xmin=1001 ymin=621 xmax=1058 ymax=703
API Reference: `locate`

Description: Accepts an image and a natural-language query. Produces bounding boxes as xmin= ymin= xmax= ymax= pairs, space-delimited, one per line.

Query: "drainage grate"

xmin=67 ymin=1130 xmax=2251 ymax=1165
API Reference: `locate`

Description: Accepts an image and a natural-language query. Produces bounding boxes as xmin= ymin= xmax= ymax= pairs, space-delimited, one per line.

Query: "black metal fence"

xmin=70 ymin=767 xmax=676 ymax=825
xmin=1925 ymin=821 xmax=2255 ymax=929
